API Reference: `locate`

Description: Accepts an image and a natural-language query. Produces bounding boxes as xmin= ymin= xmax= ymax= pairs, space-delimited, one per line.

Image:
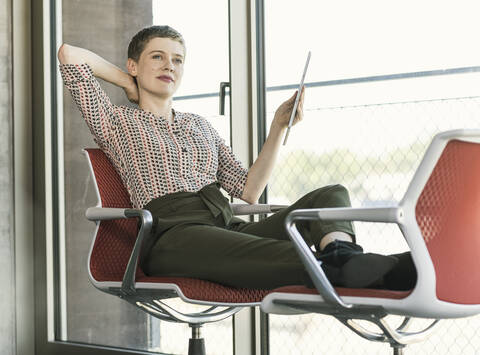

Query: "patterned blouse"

xmin=60 ymin=64 xmax=248 ymax=209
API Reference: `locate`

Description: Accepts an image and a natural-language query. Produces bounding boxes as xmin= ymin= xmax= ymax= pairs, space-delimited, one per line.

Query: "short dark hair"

xmin=128 ymin=25 xmax=185 ymax=61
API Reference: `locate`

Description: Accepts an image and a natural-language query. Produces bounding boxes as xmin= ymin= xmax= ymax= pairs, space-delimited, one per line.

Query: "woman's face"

xmin=128 ymin=37 xmax=185 ymax=99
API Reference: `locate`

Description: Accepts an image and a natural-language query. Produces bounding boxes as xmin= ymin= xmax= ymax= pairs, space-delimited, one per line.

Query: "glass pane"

xmin=264 ymin=1 xmax=480 ymax=354
xmin=265 ymin=0 xmax=480 ymax=85
xmin=60 ymin=0 xmax=231 ymax=353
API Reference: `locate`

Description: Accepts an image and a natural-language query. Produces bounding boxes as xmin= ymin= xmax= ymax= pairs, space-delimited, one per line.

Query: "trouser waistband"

xmin=144 ymin=182 xmax=233 ymax=225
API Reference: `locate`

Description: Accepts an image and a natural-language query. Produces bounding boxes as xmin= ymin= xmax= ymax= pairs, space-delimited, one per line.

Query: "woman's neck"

xmin=138 ymin=94 xmax=173 ymax=122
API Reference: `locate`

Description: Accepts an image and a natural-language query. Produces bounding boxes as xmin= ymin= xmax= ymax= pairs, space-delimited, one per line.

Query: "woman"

xmin=58 ymin=25 xmax=412 ymax=290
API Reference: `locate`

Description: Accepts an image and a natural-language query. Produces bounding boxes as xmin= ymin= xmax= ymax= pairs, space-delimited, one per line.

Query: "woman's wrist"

xmin=270 ymin=118 xmax=287 ymax=133
xmin=119 ymin=71 xmax=136 ymax=90
xmin=121 ymin=73 xmax=139 ymax=103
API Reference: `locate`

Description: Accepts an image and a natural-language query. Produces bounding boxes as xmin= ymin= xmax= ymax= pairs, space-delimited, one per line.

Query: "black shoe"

xmin=338 ymin=253 xmax=398 ymax=288
xmin=318 ymin=240 xmax=398 ymax=288
xmin=382 ymin=252 xmax=417 ymax=291
xmin=318 ymin=240 xmax=364 ymax=267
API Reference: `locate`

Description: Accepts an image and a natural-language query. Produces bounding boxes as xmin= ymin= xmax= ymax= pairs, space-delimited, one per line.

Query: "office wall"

xmin=0 ymin=0 xmax=15 ymax=353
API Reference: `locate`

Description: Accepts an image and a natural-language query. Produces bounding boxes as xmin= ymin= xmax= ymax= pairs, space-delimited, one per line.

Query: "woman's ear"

xmin=127 ymin=58 xmax=137 ymax=76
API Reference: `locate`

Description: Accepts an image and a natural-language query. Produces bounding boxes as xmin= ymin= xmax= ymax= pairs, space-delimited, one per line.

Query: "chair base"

xmin=188 ymin=338 xmax=206 ymax=355
xmin=188 ymin=324 xmax=206 ymax=355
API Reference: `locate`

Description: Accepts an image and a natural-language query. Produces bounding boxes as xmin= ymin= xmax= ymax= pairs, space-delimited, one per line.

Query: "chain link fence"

xmin=267 ymin=93 xmax=480 ymax=354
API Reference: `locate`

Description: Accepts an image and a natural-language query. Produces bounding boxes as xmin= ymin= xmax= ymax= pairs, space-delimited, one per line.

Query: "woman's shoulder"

xmin=177 ymin=110 xmax=204 ymax=120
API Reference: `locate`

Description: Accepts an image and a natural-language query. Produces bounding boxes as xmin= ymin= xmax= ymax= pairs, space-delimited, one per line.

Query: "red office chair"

xmin=84 ymin=147 xmax=286 ymax=354
xmin=84 ymin=129 xmax=480 ymax=355
xmin=263 ymin=129 xmax=480 ymax=353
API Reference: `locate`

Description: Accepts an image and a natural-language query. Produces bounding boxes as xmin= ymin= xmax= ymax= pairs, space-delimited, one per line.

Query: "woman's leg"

xmin=143 ymin=222 xmax=313 ymax=289
xmin=231 ymin=184 xmax=355 ymax=247
xmin=229 ymin=184 xmax=398 ymax=287
xmin=144 ymin=184 xmax=397 ymax=289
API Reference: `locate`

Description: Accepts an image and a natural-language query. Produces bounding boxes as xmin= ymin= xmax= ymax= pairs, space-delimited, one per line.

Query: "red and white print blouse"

xmin=60 ymin=64 xmax=248 ymax=208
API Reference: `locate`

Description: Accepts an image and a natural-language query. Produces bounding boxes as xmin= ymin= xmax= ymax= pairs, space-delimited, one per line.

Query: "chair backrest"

xmin=415 ymin=139 xmax=480 ymax=304
xmin=85 ymin=148 xmax=145 ymax=282
xmin=84 ymin=148 xmax=273 ymax=305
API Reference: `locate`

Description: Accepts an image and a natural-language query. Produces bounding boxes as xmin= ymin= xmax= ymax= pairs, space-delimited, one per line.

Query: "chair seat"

xmin=133 ymin=276 xmax=413 ymax=303
xmin=271 ymin=285 xmax=413 ymax=300
xmin=137 ymin=276 xmax=271 ymax=303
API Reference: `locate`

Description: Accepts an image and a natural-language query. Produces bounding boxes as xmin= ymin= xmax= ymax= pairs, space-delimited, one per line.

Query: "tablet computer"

xmin=283 ymin=51 xmax=311 ymax=145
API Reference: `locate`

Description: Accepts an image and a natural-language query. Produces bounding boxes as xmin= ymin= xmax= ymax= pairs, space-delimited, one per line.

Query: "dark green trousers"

xmin=142 ymin=183 xmax=355 ymax=289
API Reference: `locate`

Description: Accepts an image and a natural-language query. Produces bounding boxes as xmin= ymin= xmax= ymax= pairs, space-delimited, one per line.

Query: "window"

xmin=263 ymin=1 xmax=480 ymax=353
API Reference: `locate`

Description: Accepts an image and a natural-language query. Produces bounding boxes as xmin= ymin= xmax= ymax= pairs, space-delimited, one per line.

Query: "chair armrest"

xmin=284 ymin=211 xmax=352 ymax=309
xmin=86 ymin=206 xmax=153 ymax=296
xmin=86 ymin=207 xmax=129 ymax=220
xmin=282 ymin=205 xmax=402 ymax=310
xmin=230 ymin=204 xmax=287 ymax=215
xmin=287 ymin=206 xmax=403 ymax=224
xmin=121 ymin=209 xmax=153 ymax=295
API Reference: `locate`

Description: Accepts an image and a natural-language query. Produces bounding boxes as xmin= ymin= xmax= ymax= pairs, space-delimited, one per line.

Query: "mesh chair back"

xmin=85 ymin=148 xmax=145 ymax=282
xmin=415 ymin=140 xmax=480 ymax=304
xmin=85 ymin=148 xmax=272 ymax=303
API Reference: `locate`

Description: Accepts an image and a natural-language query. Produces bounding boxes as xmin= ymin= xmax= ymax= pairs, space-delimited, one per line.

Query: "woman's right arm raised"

xmin=58 ymin=43 xmax=138 ymax=103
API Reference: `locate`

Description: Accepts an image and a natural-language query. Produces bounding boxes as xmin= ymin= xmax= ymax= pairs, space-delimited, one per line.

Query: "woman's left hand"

xmin=272 ymin=86 xmax=305 ymax=129
xmin=124 ymin=76 xmax=140 ymax=104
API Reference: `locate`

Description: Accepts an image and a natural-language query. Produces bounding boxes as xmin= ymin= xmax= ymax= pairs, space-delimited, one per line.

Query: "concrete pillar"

xmin=61 ymin=0 xmax=153 ymax=349
xmin=0 ymin=0 xmax=15 ymax=353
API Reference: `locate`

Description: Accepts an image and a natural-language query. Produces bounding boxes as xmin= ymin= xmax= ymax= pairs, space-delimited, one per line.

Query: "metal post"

xmin=188 ymin=324 xmax=206 ymax=355
xmin=392 ymin=345 xmax=405 ymax=355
